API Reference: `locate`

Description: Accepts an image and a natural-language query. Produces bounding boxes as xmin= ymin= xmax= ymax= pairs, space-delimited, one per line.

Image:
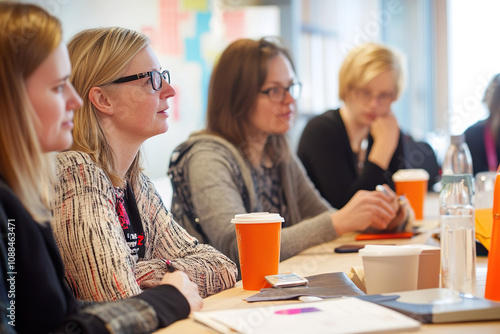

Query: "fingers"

xmin=334 ymin=190 xmax=398 ymax=233
xmin=357 ymin=189 xmax=397 ymax=217
xmin=376 ymin=184 xmax=399 ymax=211
xmin=161 ymin=271 xmax=203 ymax=312
xmin=386 ymin=202 xmax=408 ymax=231
xmin=366 ymin=205 xmax=396 ymax=229
xmin=187 ymin=280 xmax=203 ymax=312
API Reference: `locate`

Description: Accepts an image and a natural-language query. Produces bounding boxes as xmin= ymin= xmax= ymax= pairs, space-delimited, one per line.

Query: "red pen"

xmin=166 ymin=260 xmax=176 ymax=273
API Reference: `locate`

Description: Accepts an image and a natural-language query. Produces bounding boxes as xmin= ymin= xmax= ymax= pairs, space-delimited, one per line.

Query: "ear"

xmin=89 ymin=86 xmax=113 ymax=116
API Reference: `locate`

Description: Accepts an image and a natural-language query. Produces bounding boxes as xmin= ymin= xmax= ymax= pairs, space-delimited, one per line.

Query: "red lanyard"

xmin=485 ymin=123 xmax=498 ymax=172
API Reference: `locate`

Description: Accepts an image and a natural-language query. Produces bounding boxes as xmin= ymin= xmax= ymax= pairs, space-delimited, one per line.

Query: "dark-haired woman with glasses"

xmin=168 ymin=38 xmax=407 ymax=270
xmin=298 ymin=42 xmax=408 ymax=210
xmin=50 ymin=27 xmax=237 ymax=303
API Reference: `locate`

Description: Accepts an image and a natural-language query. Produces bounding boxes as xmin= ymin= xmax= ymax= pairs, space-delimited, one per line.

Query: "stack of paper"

xmin=193 ymin=297 xmax=421 ymax=334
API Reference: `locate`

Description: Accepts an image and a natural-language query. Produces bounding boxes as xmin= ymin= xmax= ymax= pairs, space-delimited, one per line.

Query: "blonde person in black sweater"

xmin=298 ymin=42 xmax=407 ymax=209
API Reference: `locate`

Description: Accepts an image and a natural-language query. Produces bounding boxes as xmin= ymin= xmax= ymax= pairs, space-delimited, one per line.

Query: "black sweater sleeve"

xmin=133 ymin=284 xmax=191 ymax=327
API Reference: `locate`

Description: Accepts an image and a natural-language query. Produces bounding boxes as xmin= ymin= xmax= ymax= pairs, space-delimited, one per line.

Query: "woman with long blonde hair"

xmin=0 ymin=3 xmax=202 ymax=333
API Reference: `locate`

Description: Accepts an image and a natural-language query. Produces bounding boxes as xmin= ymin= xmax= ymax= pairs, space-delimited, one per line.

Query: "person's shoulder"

xmin=305 ymin=109 xmax=342 ymax=129
xmin=308 ymin=109 xmax=339 ymax=122
xmin=0 ymin=178 xmax=32 ymax=222
xmin=465 ymin=119 xmax=487 ymax=135
xmin=55 ymin=150 xmax=95 ymax=168
xmin=173 ymin=133 xmax=241 ymax=166
xmin=54 ymin=151 xmax=110 ymax=185
xmin=190 ymin=133 xmax=237 ymax=152
xmin=301 ymin=109 xmax=345 ymax=142
xmin=0 ymin=178 xmax=16 ymax=203
xmin=464 ymin=120 xmax=489 ymax=147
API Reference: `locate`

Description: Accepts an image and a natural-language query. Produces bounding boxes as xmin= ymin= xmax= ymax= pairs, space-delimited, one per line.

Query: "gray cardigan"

xmin=169 ymin=134 xmax=338 ymax=267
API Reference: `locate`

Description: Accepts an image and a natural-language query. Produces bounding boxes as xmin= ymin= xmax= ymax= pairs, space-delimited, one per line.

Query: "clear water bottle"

xmin=439 ymin=174 xmax=476 ymax=295
xmin=442 ymin=134 xmax=473 ymax=175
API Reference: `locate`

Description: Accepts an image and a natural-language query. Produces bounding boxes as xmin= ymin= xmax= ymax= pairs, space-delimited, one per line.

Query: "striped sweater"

xmin=51 ymin=151 xmax=237 ymax=302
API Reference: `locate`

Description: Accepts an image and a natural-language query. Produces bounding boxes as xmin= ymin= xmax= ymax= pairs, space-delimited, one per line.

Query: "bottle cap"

xmin=450 ymin=134 xmax=465 ymax=145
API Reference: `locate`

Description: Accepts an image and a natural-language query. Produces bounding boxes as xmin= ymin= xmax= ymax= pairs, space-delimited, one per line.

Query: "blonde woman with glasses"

xmin=169 ymin=38 xmax=407 ymax=270
xmin=298 ymin=42 xmax=408 ymax=211
xmin=50 ymin=27 xmax=237 ymax=303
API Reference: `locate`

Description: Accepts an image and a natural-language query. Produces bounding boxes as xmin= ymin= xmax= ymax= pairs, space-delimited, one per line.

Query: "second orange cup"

xmin=392 ymin=169 xmax=429 ymax=220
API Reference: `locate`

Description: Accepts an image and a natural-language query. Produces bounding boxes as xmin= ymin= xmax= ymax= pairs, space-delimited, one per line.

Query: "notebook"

xmin=359 ymin=288 xmax=500 ymax=323
xmin=193 ymin=297 xmax=421 ymax=334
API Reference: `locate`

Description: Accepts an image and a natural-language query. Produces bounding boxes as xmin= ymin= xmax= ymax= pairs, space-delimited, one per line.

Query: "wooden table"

xmin=156 ymin=193 xmax=500 ymax=333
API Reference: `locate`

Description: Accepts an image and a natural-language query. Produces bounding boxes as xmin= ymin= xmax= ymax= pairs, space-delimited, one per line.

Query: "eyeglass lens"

xmin=355 ymin=89 xmax=393 ymax=105
xmin=270 ymin=84 xmax=301 ymax=102
xmin=152 ymin=70 xmax=170 ymax=90
xmin=288 ymin=83 xmax=301 ymax=99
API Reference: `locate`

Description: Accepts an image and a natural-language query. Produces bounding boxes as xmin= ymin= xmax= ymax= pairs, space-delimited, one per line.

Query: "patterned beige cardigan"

xmin=51 ymin=151 xmax=237 ymax=301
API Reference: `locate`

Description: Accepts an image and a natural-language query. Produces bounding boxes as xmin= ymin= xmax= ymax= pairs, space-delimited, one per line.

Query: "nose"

xmin=368 ymin=94 xmax=380 ymax=108
xmin=66 ymin=82 xmax=83 ymax=110
xmin=282 ymin=88 xmax=295 ymax=104
xmin=160 ymin=81 xmax=176 ymax=99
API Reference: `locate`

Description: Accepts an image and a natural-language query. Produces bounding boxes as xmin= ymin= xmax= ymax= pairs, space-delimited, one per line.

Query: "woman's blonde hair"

xmin=67 ymin=27 xmax=149 ymax=187
xmin=338 ymin=42 xmax=404 ymax=101
xmin=0 ymin=3 xmax=62 ymax=222
xmin=205 ymin=38 xmax=293 ymax=164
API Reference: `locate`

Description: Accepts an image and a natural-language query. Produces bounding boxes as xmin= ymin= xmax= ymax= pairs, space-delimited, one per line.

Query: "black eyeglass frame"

xmin=260 ymin=82 xmax=302 ymax=102
xmin=111 ymin=70 xmax=170 ymax=91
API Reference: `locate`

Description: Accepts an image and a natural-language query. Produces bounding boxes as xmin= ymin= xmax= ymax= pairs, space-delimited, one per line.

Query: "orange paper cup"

xmin=393 ymin=169 xmax=429 ymax=220
xmin=232 ymin=212 xmax=283 ymax=290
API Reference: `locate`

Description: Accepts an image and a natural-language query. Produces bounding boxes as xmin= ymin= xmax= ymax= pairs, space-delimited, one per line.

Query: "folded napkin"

xmin=245 ymin=272 xmax=365 ymax=302
xmin=347 ymin=266 xmax=366 ymax=293
xmin=475 ymin=208 xmax=493 ymax=250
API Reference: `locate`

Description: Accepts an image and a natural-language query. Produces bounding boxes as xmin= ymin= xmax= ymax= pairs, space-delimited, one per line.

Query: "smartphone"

xmin=334 ymin=244 xmax=366 ymax=253
xmin=265 ymin=273 xmax=308 ymax=288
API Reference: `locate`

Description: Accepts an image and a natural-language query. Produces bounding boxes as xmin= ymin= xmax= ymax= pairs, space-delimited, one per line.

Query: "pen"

xmin=166 ymin=260 xmax=176 ymax=273
xmin=375 ymin=184 xmax=389 ymax=196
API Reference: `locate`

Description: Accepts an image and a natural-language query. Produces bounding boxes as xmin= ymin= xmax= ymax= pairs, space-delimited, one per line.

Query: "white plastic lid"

xmin=400 ymin=244 xmax=440 ymax=251
xmin=231 ymin=212 xmax=284 ymax=224
xmin=392 ymin=169 xmax=430 ymax=182
xmin=359 ymin=245 xmax=422 ymax=257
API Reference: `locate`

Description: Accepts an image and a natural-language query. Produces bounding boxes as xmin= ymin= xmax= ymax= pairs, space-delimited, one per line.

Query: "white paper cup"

xmin=359 ymin=245 xmax=421 ymax=294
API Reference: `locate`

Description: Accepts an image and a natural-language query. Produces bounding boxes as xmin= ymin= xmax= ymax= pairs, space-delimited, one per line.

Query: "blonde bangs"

xmin=339 ymin=43 xmax=404 ymax=101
